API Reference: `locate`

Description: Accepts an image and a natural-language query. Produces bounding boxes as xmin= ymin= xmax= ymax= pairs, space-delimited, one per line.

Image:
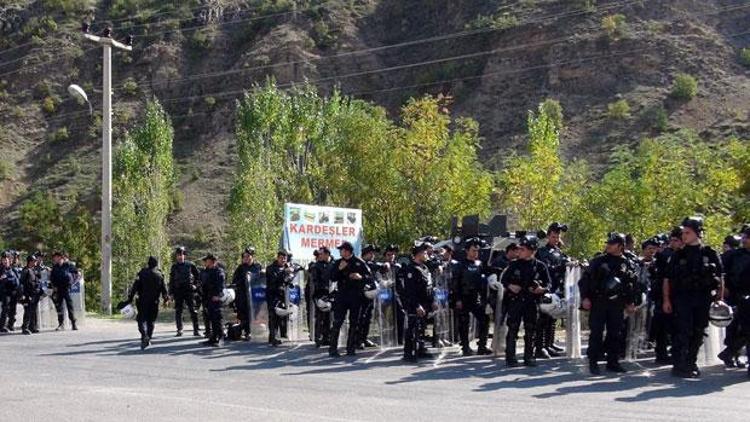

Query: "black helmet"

xmin=464 ymin=237 xmax=485 ymax=249
xmin=740 ymin=224 xmax=750 ymax=237
xmin=681 ymin=216 xmax=704 ymax=237
xmin=606 ymin=232 xmax=626 ymax=245
xmin=547 ymin=222 xmax=568 ymax=234
xmin=412 ymin=241 xmax=432 ymax=255
xmin=723 ymin=235 xmax=741 ymax=248
xmin=518 ymin=235 xmax=539 ymax=250
xmin=362 ymin=244 xmax=380 ymax=255
xmin=243 ymin=246 xmax=256 ymax=256
xmin=175 ymin=246 xmax=187 ymax=255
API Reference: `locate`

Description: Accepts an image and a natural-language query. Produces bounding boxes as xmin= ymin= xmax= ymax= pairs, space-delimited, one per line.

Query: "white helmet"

xmin=275 ymin=304 xmax=296 ymax=317
xmin=120 ymin=304 xmax=137 ymax=320
xmin=486 ymin=274 xmax=502 ymax=291
xmin=709 ymin=301 xmax=733 ymax=327
xmin=363 ymin=285 xmax=378 ymax=300
xmin=220 ymin=288 xmax=236 ymax=306
xmin=539 ymin=293 xmax=566 ymax=319
xmin=316 ymin=297 xmax=332 ymax=312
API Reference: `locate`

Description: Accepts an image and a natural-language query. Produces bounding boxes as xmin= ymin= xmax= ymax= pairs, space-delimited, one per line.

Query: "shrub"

xmin=122 ymin=78 xmax=138 ymax=96
xmin=466 ymin=13 xmax=519 ymax=31
xmin=607 ymin=99 xmax=631 ymax=120
xmin=643 ymin=105 xmax=668 ymax=132
xmin=740 ymin=48 xmax=750 ymax=67
xmin=0 ymin=160 xmax=15 ymax=181
xmin=51 ymin=127 xmax=70 ymax=142
xmin=42 ymin=96 xmax=58 ymax=114
xmin=601 ymin=14 xmax=627 ymax=41
xmin=204 ymin=96 xmax=216 ymax=108
xmin=671 ymin=73 xmax=698 ymax=100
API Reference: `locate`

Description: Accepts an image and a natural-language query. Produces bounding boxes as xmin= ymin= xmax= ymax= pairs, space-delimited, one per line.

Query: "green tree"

xmin=112 ymin=100 xmax=176 ymax=305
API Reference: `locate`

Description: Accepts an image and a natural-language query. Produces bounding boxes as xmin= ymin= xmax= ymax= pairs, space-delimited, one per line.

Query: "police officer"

xmin=266 ymin=250 xmax=294 ymax=347
xmin=662 ymin=217 xmax=723 ymax=378
xmin=649 ymin=227 xmax=683 ymax=364
xmin=718 ymin=226 xmax=749 ymax=370
xmin=579 ymin=233 xmax=638 ymax=374
xmin=401 ymin=241 xmax=436 ymax=362
xmin=20 ymin=254 xmax=43 ymax=335
xmin=310 ymin=247 xmax=333 ymax=347
xmin=126 ymin=256 xmax=169 ymax=350
xmin=169 ymin=246 xmax=201 ymax=337
xmin=329 ymin=241 xmax=371 ymax=357
xmin=231 ymin=247 xmax=262 ymax=342
xmin=50 ymin=251 xmax=78 ymax=331
xmin=200 ymin=253 xmax=226 ymax=347
xmin=358 ymin=244 xmax=383 ymax=349
xmin=451 ymin=237 xmax=492 ymax=356
xmin=535 ymin=222 xmax=569 ymax=358
xmin=0 ymin=251 xmax=20 ymax=332
xmin=502 ymin=235 xmax=551 ymax=367
xmin=383 ymin=244 xmax=404 ymax=344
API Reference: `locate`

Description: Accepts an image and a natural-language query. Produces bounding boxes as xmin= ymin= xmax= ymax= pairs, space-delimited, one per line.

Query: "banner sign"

xmin=282 ymin=203 xmax=363 ymax=259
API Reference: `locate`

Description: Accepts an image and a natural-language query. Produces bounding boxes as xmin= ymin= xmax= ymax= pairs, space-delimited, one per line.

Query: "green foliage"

xmin=312 ymin=20 xmax=338 ymax=49
xmin=23 ymin=15 xmax=58 ymax=38
xmin=41 ymin=0 xmax=93 ymax=14
xmin=607 ymin=99 xmax=631 ymax=120
xmin=122 ymin=78 xmax=139 ymax=96
xmin=204 ymin=96 xmax=216 ymax=108
xmin=230 ymin=82 xmax=492 ymax=259
xmin=671 ymin=73 xmax=698 ymax=100
xmin=739 ymin=48 xmax=750 ymax=67
xmin=112 ymin=100 xmax=176 ymax=305
xmin=643 ymin=105 xmax=668 ymax=132
xmin=50 ymin=127 xmax=70 ymax=142
xmin=0 ymin=160 xmax=15 ymax=181
xmin=41 ymin=95 xmax=59 ymax=114
xmin=18 ymin=191 xmax=100 ymax=311
xmin=466 ymin=13 xmax=519 ymax=31
xmin=574 ymin=0 xmax=597 ymax=12
xmin=191 ymin=29 xmax=213 ymax=50
xmin=601 ymin=14 xmax=627 ymax=41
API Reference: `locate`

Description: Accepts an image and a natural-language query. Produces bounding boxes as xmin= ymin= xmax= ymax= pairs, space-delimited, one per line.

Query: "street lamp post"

xmin=82 ymin=28 xmax=132 ymax=315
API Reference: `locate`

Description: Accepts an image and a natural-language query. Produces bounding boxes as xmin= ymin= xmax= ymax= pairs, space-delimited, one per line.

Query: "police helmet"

xmin=120 ymin=304 xmax=137 ymax=320
xmin=681 ymin=216 xmax=704 ymax=237
xmin=220 ymin=288 xmax=236 ymax=306
xmin=709 ymin=301 xmax=733 ymax=327
xmin=316 ymin=297 xmax=332 ymax=312
xmin=539 ymin=293 xmax=567 ymax=319
xmin=518 ymin=235 xmax=539 ymax=250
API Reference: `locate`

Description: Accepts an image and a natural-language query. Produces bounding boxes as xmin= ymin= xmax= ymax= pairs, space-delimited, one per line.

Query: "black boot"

xmin=718 ymin=349 xmax=735 ymax=368
xmin=71 ymin=321 xmax=78 ymax=331
xmin=589 ymin=361 xmax=601 ymax=375
xmin=606 ymin=361 xmax=627 ymax=373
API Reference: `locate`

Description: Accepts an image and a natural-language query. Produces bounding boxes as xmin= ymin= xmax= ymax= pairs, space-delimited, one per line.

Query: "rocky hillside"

xmin=1 ymin=0 xmax=748 ymax=249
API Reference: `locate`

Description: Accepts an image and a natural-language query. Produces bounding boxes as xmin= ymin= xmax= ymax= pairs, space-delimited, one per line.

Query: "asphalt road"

xmin=2 ymin=318 xmax=749 ymax=421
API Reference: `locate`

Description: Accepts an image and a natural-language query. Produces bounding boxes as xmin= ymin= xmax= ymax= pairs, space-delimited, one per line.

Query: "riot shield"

xmin=283 ymin=270 xmax=306 ymax=342
xmin=432 ymin=270 xmax=452 ymax=348
xmin=564 ymin=264 xmax=582 ymax=359
xmin=375 ymin=271 xmax=397 ymax=350
xmin=491 ymin=274 xmax=506 ymax=357
xmin=624 ymin=301 xmax=648 ymax=362
xmin=249 ymin=272 xmax=269 ymax=341
xmin=698 ymin=324 xmax=724 ymax=366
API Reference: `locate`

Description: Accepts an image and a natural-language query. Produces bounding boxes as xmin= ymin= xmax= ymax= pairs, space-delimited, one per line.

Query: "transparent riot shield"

xmin=699 ymin=324 xmax=724 ymax=366
xmin=564 ymin=264 xmax=582 ymax=359
xmin=432 ymin=272 xmax=452 ymax=348
xmin=376 ymin=271 xmax=397 ymax=350
xmin=491 ymin=275 xmax=506 ymax=357
xmin=283 ymin=270 xmax=306 ymax=342
xmin=624 ymin=300 xmax=649 ymax=362
xmin=249 ymin=272 xmax=269 ymax=341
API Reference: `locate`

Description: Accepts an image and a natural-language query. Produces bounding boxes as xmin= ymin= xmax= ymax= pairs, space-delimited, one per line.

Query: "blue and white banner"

xmin=282 ymin=203 xmax=363 ymax=260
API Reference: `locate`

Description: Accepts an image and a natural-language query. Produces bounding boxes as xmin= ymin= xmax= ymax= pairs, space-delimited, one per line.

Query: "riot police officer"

xmin=126 ymin=256 xmax=169 ymax=350
xmin=358 ymin=244 xmax=385 ymax=349
xmin=401 ymin=241 xmax=436 ymax=362
xmin=501 ymin=235 xmax=551 ymax=367
xmin=0 ymin=251 xmax=20 ymax=332
xmin=329 ymin=241 xmax=372 ymax=357
xmin=383 ymin=244 xmax=404 ymax=344
xmin=265 ymin=251 xmax=292 ymax=347
xmin=310 ymin=247 xmax=333 ymax=347
xmin=20 ymin=254 xmax=43 ymax=335
xmin=49 ymin=251 xmax=78 ymax=331
xmin=169 ymin=246 xmax=201 ymax=337
xmin=718 ymin=226 xmax=749 ymax=370
xmin=231 ymin=247 xmax=262 ymax=341
xmin=579 ymin=233 xmax=638 ymax=374
xmin=662 ymin=217 xmax=723 ymax=378
xmin=649 ymin=226 xmax=682 ymax=364
xmin=200 ymin=254 xmax=226 ymax=347
xmin=535 ymin=222 xmax=569 ymax=358
xmin=451 ymin=237 xmax=491 ymax=356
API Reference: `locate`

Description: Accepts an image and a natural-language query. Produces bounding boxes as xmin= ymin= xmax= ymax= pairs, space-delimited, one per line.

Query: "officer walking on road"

xmin=169 ymin=246 xmax=201 ymax=337
xmin=125 ymin=256 xmax=169 ymax=350
xmin=50 ymin=251 xmax=78 ymax=331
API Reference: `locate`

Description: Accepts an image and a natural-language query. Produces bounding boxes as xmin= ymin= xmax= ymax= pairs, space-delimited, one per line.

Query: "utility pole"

xmin=83 ymin=25 xmax=132 ymax=315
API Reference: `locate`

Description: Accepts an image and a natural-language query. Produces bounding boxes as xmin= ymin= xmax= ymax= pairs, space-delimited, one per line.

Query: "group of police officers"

xmin=5 ymin=216 xmax=749 ymax=380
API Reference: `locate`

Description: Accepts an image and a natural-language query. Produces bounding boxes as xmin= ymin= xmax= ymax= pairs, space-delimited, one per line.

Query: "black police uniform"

xmin=579 ymin=253 xmax=637 ymax=370
xmin=201 ymin=266 xmax=226 ymax=345
xmin=719 ymin=246 xmax=748 ymax=366
xmin=665 ymin=244 xmax=722 ymax=376
xmin=169 ymin=261 xmax=201 ymax=335
xmin=231 ymin=262 xmax=262 ymax=339
xmin=0 ymin=262 xmax=20 ymax=332
xmin=127 ymin=265 xmax=168 ymax=342
xmin=310 ymin=259 xmax=333 ymax=346
xmin=50 ymin=261 xmax=77 ymax=329
xmin=357 ymin=260 xmax=384 ymax=348
xmin=266 ymin=261 xmax=292 ymax=345
xmin=535 ymin=243 xmax=568 ymax=355
xmin=451 ymin=257 xmax=490 ymax=354
xmin=501 ymin=258 xmax=551 ymax=365
xmin=649 ymin=247 xmax=675 ymax=363
xmin=400 ymin=259 xmax=434 ymax=361
xmin=20 ymin=266 xmax=43 ymax=334
xmin=329 ymin=255 xmax=371 ymax=355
